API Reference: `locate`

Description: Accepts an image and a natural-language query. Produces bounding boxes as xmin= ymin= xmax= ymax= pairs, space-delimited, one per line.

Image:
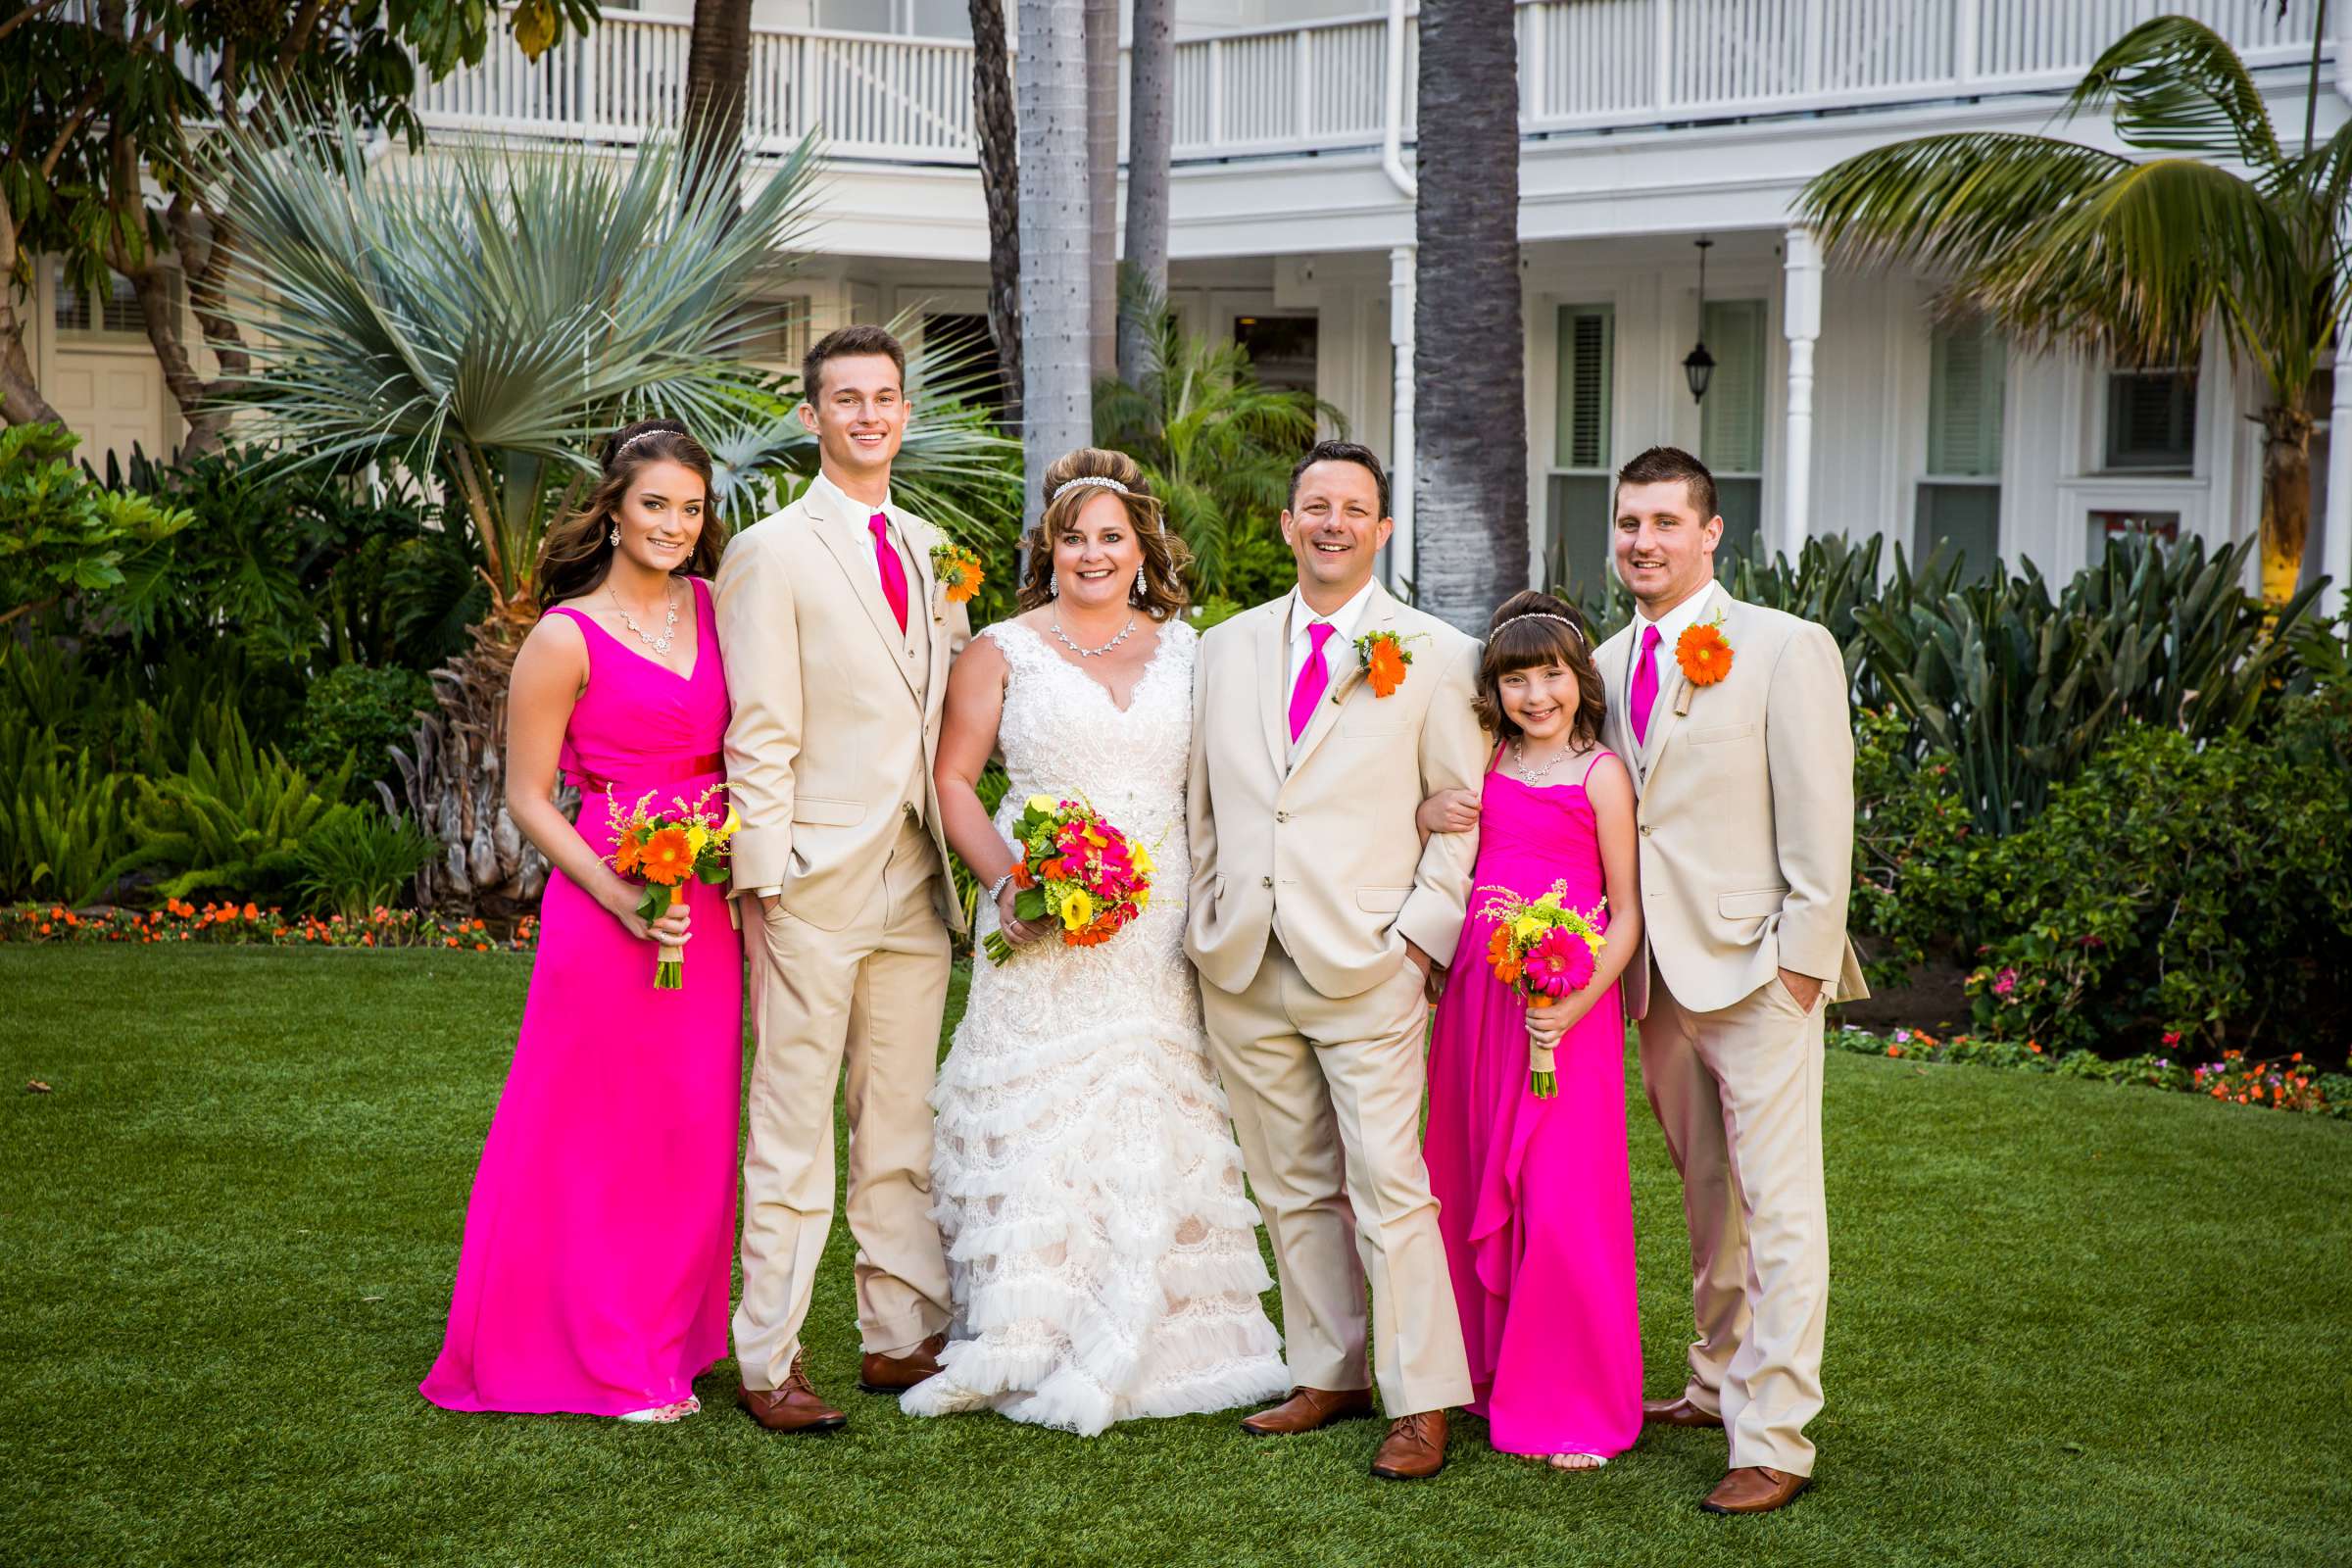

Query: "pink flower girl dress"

xmin=421 ymin=578 xmax=743 ymax=1421
xmin=1423 ymin=747 xmax=1642 ymax=1462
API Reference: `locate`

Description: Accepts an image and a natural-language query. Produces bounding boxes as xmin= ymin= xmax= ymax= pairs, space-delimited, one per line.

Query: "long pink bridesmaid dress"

xmin=1424 ymin=749 xmax=1643 ymax=1458
xmin=421 ymin=576 xmax=743 ymax=1417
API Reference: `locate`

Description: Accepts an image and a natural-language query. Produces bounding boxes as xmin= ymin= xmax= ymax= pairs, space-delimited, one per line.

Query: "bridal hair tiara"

xmin=610 ymin=426 xmax=677 ymax=464
xmin=1504 ymin=611 xmax=1586 ymax=643
xmin=1049 ymin=474 xmax=1131 ymax=503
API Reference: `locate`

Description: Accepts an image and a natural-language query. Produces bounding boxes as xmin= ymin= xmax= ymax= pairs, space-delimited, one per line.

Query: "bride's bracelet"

xmin=988 ymin=870 xmax=1017 ymax=906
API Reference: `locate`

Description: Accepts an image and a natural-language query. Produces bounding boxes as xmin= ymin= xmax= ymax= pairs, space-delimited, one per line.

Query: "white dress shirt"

xmin=807 ymin=468 xmax=909 ymax=591
xmin=1626 ymin=577 xmax=1722 ymax=721
xmin=1285 ymin=577 xmax=1380 ymax=696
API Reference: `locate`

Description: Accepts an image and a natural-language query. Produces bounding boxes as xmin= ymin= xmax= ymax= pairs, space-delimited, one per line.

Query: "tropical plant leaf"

xmin=2066 ymin=16 xmax=2281 ymax=169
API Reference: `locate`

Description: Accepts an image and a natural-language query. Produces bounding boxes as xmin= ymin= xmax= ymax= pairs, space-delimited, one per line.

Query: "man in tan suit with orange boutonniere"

xmin=1187 ymin=441 xmax=1488 ymax=1482
xmin=1592 ymin=446 xmax=1868 ymax=1516
xmin=715 ymin=325 xmax=973 ymax=1434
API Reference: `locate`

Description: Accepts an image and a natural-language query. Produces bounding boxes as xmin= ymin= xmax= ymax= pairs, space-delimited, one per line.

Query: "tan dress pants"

xmin=733 ymin=815 xmax=954 ymax=1391
xmin=1201 ymin=945 xmax=1473 ymax=1418
xmin=1638 ymin=963 xmax=1830 ymax=1475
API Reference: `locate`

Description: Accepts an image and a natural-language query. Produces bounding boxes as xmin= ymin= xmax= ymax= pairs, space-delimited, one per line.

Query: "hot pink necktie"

xmin=869 ymin=513 xmax=909 ymax=634
xmin=1289 ymin=621 xmax=1336 ymax=743
xmin=1631 ymin=623 xmax=1663 ymax=745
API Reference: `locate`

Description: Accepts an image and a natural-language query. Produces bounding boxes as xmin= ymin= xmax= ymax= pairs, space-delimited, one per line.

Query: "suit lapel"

xmin=1288 ymin=585 xmax=1390 ymax=777
xmin=1596 ymin=626 xmax=1636 ymax=776
xmin=1255 ymin=598 xmax=1291 ymax=778
xmin=1637 ymin=582 xmax=1724 ymax=784
xmin=807 ymin=486 xmax=922 ymax=705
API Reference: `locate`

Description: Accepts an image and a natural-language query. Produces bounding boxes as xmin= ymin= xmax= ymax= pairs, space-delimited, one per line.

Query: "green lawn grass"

xmin=3 ymin=946 xmax=2347 ymax=1567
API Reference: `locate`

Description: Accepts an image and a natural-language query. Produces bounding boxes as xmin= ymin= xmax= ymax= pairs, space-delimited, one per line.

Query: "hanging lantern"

xmin=1684 ymin=236 xmax=1715 ymax=405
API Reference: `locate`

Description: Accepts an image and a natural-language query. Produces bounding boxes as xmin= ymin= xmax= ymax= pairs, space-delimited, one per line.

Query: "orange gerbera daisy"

xmin=614 ymin=832 xmax=645 ymax=876
xmin=1675 ymin=620 xmax=1734 ymax=686
xmin=1367 ymin=639 xmax=1408 ymax=698
xmin=931 ymin=543 xmax=986 ymax=604
xmin=638 ymin=826 xmax=695 ymax=886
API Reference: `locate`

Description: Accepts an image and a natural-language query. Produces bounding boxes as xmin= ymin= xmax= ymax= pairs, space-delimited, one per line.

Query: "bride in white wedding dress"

xmin=904 ymin=449 xmax=1288 ymax=1436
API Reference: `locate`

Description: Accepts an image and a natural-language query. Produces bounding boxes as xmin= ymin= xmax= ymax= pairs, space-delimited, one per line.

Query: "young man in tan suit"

xmin=715 ymin=326 xmax=970 ymax=1433
xmin=1187 ymin=441 xmax=1487 ymax=1481
xmin=1594 ymin=446 xmax=1867 ymax=1514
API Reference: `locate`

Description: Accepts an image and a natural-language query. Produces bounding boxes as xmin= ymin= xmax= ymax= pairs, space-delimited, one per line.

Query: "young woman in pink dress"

xmin=1417 ymin=590 xmax=1645 ymax=1471
xmin=421 ymin=420 xmax=742 ymax=1424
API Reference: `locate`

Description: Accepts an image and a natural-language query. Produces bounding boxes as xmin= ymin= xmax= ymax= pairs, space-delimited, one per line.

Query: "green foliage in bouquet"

xmin=106 ymin=710 xmax=357 ymax=903
xmin=296 ymin=806 xmax=437 ymax=922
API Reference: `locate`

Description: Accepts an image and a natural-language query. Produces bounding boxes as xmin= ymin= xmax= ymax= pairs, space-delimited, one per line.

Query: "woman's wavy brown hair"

xmin=535 ymin=418 xmax=724 ymax=609
xmin=1473 ymin=589 xmax=1606 ymax=747
xmin=1016 ymin=447 xmax=1193 ymax=620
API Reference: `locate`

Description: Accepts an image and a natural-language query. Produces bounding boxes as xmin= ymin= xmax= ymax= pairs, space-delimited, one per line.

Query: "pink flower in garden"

xmin=1991 ymin=967 xmax=2019 ymax=998
xmin=1523 ymin=927 xmax=1596 ymax=999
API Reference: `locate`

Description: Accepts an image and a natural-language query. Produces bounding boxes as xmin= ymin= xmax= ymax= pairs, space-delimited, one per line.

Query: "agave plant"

xmin=1799 ymin=17 xmax=2351 ymax=604
xmin=1095 ymin=284 xmax=1335 ymax=607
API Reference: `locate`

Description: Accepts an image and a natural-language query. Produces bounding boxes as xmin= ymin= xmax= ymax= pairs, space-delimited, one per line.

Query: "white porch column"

xmin=2326 ymin=314 xmax=2352 ymax=618
xmin=1782 ymin=223 xmax=1823 ymax=561
xmin=1389 ymin=241 xmax=1417 ymax=591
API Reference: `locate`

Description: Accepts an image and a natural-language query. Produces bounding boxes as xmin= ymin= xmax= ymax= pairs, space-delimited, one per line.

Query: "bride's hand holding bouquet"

xmin=983 ymin=795 xmax=1152 ymax=965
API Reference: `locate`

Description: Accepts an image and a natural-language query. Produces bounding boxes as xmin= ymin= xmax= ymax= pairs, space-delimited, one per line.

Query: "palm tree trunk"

xmin=0 ymin=185 xmax=64 ymax=425
xmin=684 ymin=0 xmax=754 ymax=209
xmin=1119 ymin=0 xmax=1172 ymax=388
xmin=2257 ymin=404 xmax=2314 ymax=603
xmin=1412 ymin=0 xmax=1528 ymax=632
xmin=1016 ymin=0 xmax=1093 ymax=527
xmin=969 ymin=0 xmax=1022 ymax=423
xmin=1084 ymin=0 xmax=1120 ymax=381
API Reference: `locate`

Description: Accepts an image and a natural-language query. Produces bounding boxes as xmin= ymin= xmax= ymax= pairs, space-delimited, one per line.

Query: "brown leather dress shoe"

xmin=1239 ymin=1385 xmax=1376 ymax=1436
xmin=1642 ymin=1396 xmax=1725 ymax=1430
xmin=736 ymin=1356 xmax=847 ymax=1434
xmin=1369 ymin=1409 xmax=1447 ymax=1481
xmin=858 ymin=1332 xmax=948 ymax=1394
xmin=1701 ymin=1466 xmax=1810 ymax=1514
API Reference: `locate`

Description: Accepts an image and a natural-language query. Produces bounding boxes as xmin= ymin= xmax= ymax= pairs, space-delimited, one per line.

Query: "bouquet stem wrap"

xmin=607 ymin=787 xmax=738 ymax=991
xmin=1476 ymin=881 xmax=1605 ymax=1098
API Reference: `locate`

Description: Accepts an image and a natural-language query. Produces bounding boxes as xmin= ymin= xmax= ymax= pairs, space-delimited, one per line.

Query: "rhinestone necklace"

xmin=611 ymin=577 xmax=680 ymax=657
xmin=1048 ymin=612 xmax=1137 ymax=659
xmin=1511 ymin=737 xmax=1571 ymax=788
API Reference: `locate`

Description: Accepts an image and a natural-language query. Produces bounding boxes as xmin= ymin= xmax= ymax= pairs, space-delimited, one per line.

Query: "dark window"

xmin=1234 ymin=314 xmax=1317 ymax=395
xmin=921 ymin=312 xmax=1007 ymax=416
xmin=2104 ymin=370 xmax=2196 ymax=471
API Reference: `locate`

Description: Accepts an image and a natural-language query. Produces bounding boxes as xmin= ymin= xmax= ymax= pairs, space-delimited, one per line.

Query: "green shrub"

xmin=1849 ymin=707 xmax=1979 ymax=991
xmin=0 ymin=725 xmax=135 ymax=906
xmin=294 ymin=663 xmax=434 ymax=788
xmin=1961 ymin=691 xmax=2352 ymax=1055
xmin=0 ymin=424 xmax=190 ymax=630
xmin=105 ymin=710 xmax=357 ymax=903
xmin=295 ymin=804 xmax=436 ymax=920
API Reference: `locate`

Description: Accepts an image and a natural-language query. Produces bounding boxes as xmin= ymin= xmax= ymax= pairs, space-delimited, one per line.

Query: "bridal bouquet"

xmin=1477 ymin=880 xmax=1606 ymax=1097
xmin=983 ymin=795 xmax=1152 ymax=965
xmin=608 ymin=785 xmax=738 ymax=989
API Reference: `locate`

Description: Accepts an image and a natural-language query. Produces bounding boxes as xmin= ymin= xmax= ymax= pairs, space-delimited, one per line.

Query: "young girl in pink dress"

xmin=421 ymin=420 xmax=742 ymax=1424
xmin=1418 ymin=590 xmax=1644 ymax=1471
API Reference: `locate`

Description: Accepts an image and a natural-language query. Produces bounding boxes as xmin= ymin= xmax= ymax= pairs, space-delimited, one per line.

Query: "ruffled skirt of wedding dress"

xmin=904 ymin=950 xmax=1289 ymax=1437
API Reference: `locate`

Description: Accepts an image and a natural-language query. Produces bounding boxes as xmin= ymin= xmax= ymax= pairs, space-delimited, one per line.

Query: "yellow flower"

xmin=1027 ymin=794 xmax=1056 ymax=812
xmin=687 ymin=823 xmax=710 ymax=855
xmin=1130 ymin=841 xmax=1154 ymax=877
xmin=716 ymin=805 xmax=741 ymax=840
xmin=1060 ymin=890 xmax=1096 ymax=931
xmin=1512 ymin=914 xmax=1543 ymax=943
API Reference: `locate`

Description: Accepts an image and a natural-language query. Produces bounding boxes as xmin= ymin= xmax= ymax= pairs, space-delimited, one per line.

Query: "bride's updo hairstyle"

xmin=535 ymin=417 xmax=725 ymax=609
xmin=1018 ymin=446 xmax=1194 ymax=621
xmin=1473 ymin=589 xmax=1606 ymax=748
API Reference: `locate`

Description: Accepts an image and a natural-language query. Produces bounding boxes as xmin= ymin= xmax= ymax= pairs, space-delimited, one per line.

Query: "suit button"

xmin=1260 ymin=876 xmax=1273 ymax=889
xmin=1275 ymin=810 xmax=1292 ymax=823
xmin=1639 ymin=823 xmax=1651 ymax=837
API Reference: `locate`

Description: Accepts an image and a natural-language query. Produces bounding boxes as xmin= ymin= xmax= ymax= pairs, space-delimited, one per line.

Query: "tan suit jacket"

xmin=714 ymin=475 xmax=970 ymax=932
xmin=1597 ymin=583 xmax=1866 ymax=1017
xmin=1186 ymin=582 xmax=1487 ymax=1000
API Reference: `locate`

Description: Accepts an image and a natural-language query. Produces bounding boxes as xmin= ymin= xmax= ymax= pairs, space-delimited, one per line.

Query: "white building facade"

xmin=27 ymin=0 xmax=2352 ymax=607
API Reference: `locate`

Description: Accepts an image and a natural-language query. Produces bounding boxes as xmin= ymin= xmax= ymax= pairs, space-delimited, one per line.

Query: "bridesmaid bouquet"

xmin=1477 ymin=880 xmax=1606 ymax=1097
xmin=607 ymin=785 xmax=739 ymax=989
xmin=983 ymin=795 xmax=1153 ymax=965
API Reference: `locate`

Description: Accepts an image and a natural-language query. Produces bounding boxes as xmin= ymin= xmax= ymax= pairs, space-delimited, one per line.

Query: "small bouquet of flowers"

xmin=1477 ymin=880 xmax=1606 ymax=1097
xmin=983 ymin=795 xmax=1153 ymax=965
xmin=608 ymin=785 xmax=738 ymax=989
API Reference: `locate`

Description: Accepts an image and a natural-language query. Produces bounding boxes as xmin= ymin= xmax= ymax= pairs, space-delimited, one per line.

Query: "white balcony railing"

xmin=411 ymin=2 xmax=2326 ymax=165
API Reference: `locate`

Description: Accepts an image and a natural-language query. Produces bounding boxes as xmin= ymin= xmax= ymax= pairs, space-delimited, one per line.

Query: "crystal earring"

xmin=1049 ymin=573 xmax=1060 ymax=598
xmin=608 ymin=525 xmax=620 ymax=546
xmin=1133 ymin=565 xmax=1147 ymax=599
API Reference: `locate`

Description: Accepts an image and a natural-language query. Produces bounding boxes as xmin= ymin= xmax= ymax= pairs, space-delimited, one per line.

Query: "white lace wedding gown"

xmin=902 ymin=618 xmax=1289 ymax=1436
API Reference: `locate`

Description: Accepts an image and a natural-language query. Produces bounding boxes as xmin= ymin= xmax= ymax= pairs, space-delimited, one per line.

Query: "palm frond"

xmin=1798 ymin=132 xmax=2132 ymax=279
xmin=2066 ymin=15 xmax=2281 ymax=169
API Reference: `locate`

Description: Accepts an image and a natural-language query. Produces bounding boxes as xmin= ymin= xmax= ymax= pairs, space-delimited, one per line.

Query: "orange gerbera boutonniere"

xmin=1351 ymin=629 xmax=1421 ymax=699
xmin=1675 ymin=614 xmax=1734 ymax=687
xmin=930 ymin=542 xmax=986 ymax=604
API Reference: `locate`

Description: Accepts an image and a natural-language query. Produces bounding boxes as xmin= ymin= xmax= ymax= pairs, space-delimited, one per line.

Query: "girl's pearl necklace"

xmin=1511 ymin=737 xmax=1572 ymax=787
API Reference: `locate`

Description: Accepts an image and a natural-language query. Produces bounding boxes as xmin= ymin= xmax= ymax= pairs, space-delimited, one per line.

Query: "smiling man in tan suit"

xmin=1188 ymin=441 xmax=1486 ymax=1481
xmin=715 ymin=325 xmax=969 ymax=1434
xmin=1593 ymin=446 xmax=1866 ymax=1515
